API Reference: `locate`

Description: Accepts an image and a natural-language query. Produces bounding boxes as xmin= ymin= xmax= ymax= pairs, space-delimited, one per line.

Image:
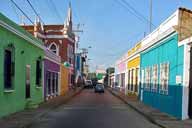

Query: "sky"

xmin=1 ymin=0 xmax=192 ymax=71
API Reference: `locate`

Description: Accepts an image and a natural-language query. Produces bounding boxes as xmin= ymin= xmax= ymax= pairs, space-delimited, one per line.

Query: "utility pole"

xmin=149 ymin=0 xmax=153 ymax=32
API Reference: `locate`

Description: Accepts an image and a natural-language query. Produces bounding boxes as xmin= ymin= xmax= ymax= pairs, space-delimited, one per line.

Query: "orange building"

xmin=60 ymin=65 xmax=69 ymax=95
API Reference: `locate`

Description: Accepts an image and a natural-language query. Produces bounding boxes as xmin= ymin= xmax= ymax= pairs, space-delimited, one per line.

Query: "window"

xmin=52 ymin=73 xmax=55 ymax=94
xmin=131 ymin=69 xmax=134 ymax=91
xmin=36 ymin=60 xmax=41 ymax=86
xmin=135 ymin=68 xmax=139 ymax=93
xmin=127 ymin=71 xmax=130 ymax=91
xmin=49 ymin=43 xmax=58 ymax=55
xmin=47 ymin=72 xmax=51 ymax=95
xmin=145 ymin=67 xmax=151 ymax=90
xmin=55 ymin=73 xmax=58 ymax=94
xmin=152 ymin=65 xmax=158 ymax=92
xmin=67 ymin=44 xmax=70 ymax=58
xmin=4 ymin=45 xmax=15 ymax=90
xmin=121 ymin=73 xmax=125 ymax=88
xmin=160 ymin=63 xmax=169 ymax=95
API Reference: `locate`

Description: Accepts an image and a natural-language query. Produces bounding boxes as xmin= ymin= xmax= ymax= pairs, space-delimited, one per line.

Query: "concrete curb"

xmin=23 ymin=87 xmax=84 ymax=128
xmin=107 ymin=88 xmax=167 ymax=128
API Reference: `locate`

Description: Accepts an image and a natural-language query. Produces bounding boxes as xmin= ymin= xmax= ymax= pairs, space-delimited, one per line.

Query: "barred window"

xmin=160 ymin=63 xmax=169 ymax=95
xmin=36 ymin=60 xmax=41 ymax=86
xmin=135 ymin=68 xmax=139 ymax=93
xmin=145 ymin=67 xmax=151 ymax=90
xmin=4 ymin=44 xmax=15 ymax=90
xmin=152 ymin=65 xmax=158 ymax=92
xmin=128 ymin=70 xmax=131 ymax=91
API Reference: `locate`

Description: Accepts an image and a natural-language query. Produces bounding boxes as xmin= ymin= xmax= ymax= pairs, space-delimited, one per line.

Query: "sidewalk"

xmin=107 ymin=87 xmax=192 ymax=128
xmin=0 ymin=87 xmax=83 ymax=128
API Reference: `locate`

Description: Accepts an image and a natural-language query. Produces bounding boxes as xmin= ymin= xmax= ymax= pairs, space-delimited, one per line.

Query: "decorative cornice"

xmin=36 ymin=32 xmax=75 ymax=43
xmin=0 ymin=20 xmax=45 ymax=50
xmin=44 ymin=56 xmax=61 ymax=65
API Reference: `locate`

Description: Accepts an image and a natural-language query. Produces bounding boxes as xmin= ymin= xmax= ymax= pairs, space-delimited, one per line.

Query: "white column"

xmin=182 ymin=44 xmax=190 ymax=120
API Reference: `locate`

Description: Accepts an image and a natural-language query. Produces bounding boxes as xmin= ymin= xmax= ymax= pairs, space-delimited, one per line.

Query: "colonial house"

xmin=126 ymin=42 xmax=141 ymax=96
xmin=0 ymin=12 xmax=44 ymax=117
xmin=114 ymin=53 xmax=128 ymax=93
xmin=44 ymin=49 xmax=61 ymax=100
xmin=138 ymin=8 xmax=192 ymax=120
xmin=21 ymin=3 xmax=76 ymax=93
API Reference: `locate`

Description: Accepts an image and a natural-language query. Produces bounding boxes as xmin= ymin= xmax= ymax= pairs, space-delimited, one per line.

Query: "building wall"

xmin=140 ymin=33 xmax=184 ymax=119
xmin=127 ymin=56 xmax=140 ymax=69
xmin=60 ymin=65 xmax=69 ymax=95
xmin=0 ymin=21 xmax=44 ymax=117
xmin=44 ymin=59 xmax=60 ymax=99
xmin=127 ymin=55 xmax=140 ymax=95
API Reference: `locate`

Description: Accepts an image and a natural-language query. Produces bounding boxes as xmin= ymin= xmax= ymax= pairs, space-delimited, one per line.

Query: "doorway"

xmin=26 ymin=65 xmax=31 ymax=99
xmin=189 ymin=47 xmax=192 ymax=118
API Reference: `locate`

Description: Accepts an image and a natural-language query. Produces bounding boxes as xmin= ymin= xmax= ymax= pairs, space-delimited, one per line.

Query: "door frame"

xmin=188 ymin=47 xmax=192 ymax=118
xmin=25 ymin=65 xmax=31 ymax=99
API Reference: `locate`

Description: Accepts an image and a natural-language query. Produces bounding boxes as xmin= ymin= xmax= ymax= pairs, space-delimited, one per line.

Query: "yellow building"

xmin=127 ymin=43 xmax=141 ymax=95
xmin=60 ymin=65 xmax=69 ymax=95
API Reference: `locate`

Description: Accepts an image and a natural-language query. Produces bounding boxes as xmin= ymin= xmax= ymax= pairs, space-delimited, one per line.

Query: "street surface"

xmin=29 ymin=89 xmax=160 ymax=128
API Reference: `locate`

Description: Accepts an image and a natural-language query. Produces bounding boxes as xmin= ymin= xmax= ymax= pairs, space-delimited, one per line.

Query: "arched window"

xmin=49 ymin=43 xmax=58 ymax=55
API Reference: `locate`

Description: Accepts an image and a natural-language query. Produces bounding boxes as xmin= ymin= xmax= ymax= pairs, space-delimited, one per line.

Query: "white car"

xmin=84 ymin=80 xmax=93 ymax=88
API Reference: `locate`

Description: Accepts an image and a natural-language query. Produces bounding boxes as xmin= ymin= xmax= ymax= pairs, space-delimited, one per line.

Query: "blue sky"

xmin=1 ymin=0 xmax=192 ymax=71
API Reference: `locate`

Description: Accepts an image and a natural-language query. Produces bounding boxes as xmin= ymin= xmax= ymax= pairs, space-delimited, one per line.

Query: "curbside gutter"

xmin=107 ymin=87 xmax=167 ymax=128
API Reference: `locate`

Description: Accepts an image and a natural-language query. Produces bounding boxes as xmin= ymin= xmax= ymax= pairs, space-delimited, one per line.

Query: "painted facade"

xmin=140 ymin=33 xmax=183 ymax=119
xmin=126 ymin=43 xmax=141 ymax=95
xmin=139 ymin=8 xmax=192 ymax=120
xmin=44 ymin=49 xmax=61 ymax=100
xmin=75 ymin=53 xmax=84 ymax=86
xmin=115 ymin=53 xmax=128 ymax=93
xmin=0 ymin=13 xmax=44 ymax=117
xmin=21 ymin=3 xmax=76 ymax=91
xmin=60 ymin=65 xmax=69 ymax=95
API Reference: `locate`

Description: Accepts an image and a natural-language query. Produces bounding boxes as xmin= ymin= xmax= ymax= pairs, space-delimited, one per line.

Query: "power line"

xmin=114 ymin=0 xmax=147 ymax=24
xmin=9 ymin=0 xmax=20 ymax=21
xmin=48 ymin=0 xmax=63 ymax=22
xmin=115 ymin=0 xmax=155 ymax=29
xmin=10 ymin=0 xmax=34 ymax=24
xmin=26 ymin=0 xmax=45 ymax=24
xmin=121 ymin=0 xmax=155 ymax=27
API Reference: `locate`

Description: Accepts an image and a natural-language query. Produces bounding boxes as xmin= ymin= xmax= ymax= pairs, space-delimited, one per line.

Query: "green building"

xmin=0 ymin=13 xmax=44 ymax=117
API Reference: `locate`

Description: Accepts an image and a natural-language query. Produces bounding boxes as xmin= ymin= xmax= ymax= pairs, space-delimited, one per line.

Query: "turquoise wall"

xmin=140 ymin=34 xmax=184 ymax=119
xmin=0 ymin=14 xmax=44 ymax=117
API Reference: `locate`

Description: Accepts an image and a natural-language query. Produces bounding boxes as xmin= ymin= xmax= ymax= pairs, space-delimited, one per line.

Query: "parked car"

xmin=84 ymin=80 xmax=93 ymax=88
xmin=95 ymin=84 xmax=105 ymax=93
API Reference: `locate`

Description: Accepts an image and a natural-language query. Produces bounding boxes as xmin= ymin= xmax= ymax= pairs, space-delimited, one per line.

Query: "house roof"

xmin=0 ymin=12 xmax=44 ymax=50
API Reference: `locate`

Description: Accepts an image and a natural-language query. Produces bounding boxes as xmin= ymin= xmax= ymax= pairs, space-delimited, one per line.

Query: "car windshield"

xmin=96 ymin=84 xmax=103 ymax=87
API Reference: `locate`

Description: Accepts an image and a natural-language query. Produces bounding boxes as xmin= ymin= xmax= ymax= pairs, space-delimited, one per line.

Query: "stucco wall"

xmin=0 ymin=25 xmax=44 ymax=117
xmin=60 ymin=65 xmax=69 ymax=95
xmin=44 ymin=59 xmax=60 ymax=99
xmin=140 ymin=34 xmax=184 ymax=119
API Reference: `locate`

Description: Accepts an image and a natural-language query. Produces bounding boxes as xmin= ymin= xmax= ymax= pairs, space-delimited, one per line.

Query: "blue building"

xmin=139 ymin=8 xmax=192 ymax=120
xmin=75 ymin=53 xmax=83 ymax=85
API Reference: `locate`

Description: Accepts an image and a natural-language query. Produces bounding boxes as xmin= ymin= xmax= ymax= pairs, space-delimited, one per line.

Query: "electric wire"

xmin=120 ymin=0 xmax=156 ymax=27
xmin=10 ymin=0 xmax=34 ymax=24
xmin=26 ymin=0 xmax=45 ymax=25
xmin=48 ymin=0 xmax=63 ymax=22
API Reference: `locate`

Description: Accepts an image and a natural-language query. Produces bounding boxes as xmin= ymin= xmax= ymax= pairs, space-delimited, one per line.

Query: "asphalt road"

xmin=29 ymin=89 xmax=160 ymax=128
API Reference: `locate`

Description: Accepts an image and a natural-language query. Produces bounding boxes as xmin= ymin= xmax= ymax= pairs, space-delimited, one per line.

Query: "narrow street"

xmin=28 ymin=89 xmax=160 ymax=128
